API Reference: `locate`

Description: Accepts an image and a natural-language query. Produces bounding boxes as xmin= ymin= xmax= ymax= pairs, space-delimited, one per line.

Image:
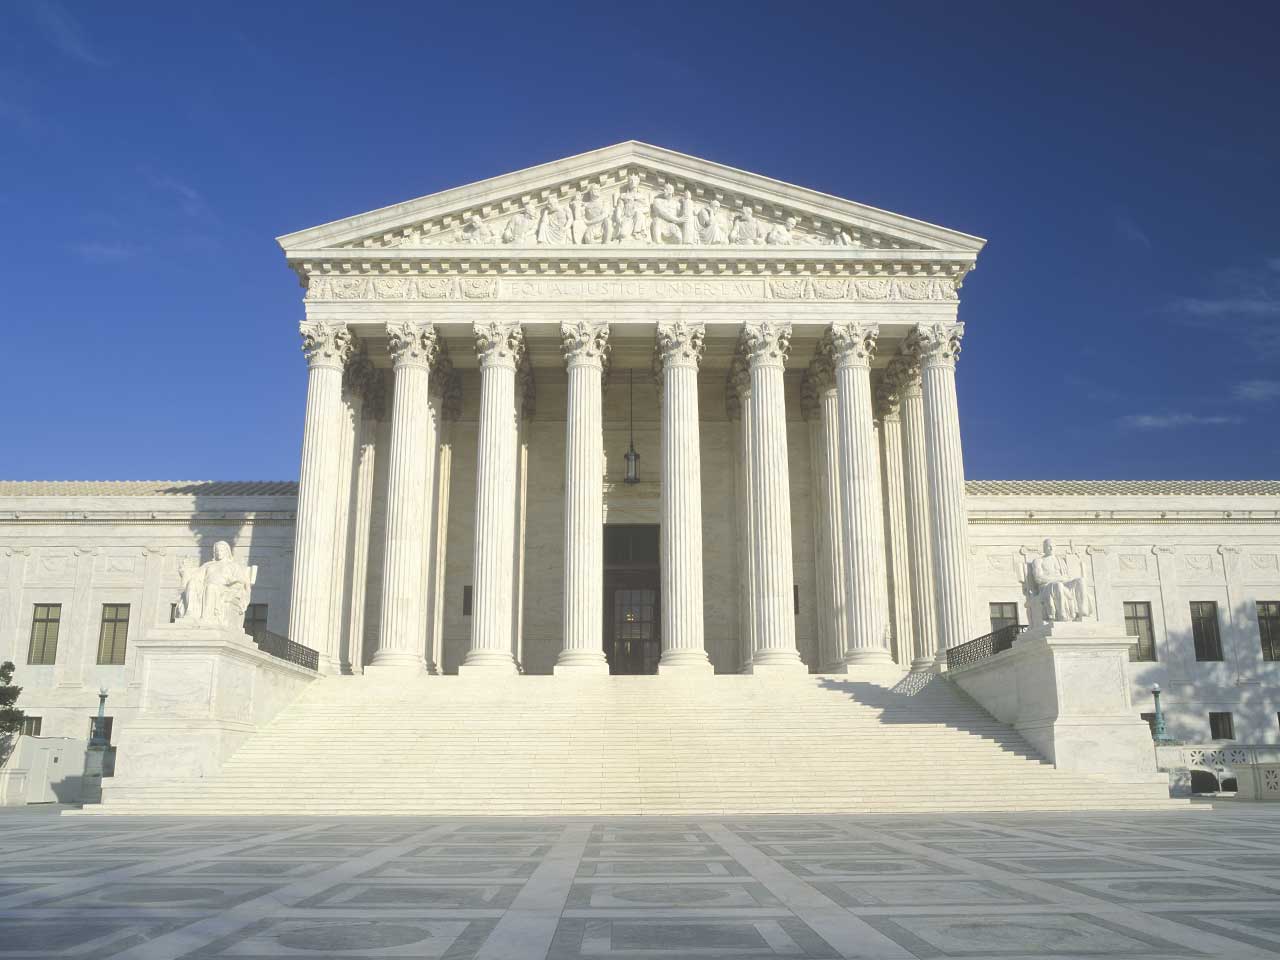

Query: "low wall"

xmin=110 ymin=624 xmax=316 ymax=789
xmin=1156 ymin=744 xmax=1280 ymax=800
xmin=949 ymin=621 xmax=1165 ymax=785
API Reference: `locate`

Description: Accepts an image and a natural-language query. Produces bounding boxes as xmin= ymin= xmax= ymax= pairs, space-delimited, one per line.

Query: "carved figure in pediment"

xmin=697 ymin=200 xmax=727 ymax=244
xmin=612 ymin=174 xmax=649 ymax=242
xmin=572 ymin=187 xmax=612 ymax=244
xmin=536 ymin=196 xmax=573 ymax=244
xmin=455 ymin=214 xmax=497 ymax=245
xmin=729 ymin=207 xmax=762 ymax=245
xmin=502 ymin=201 xmax=539 ymax=245
xmin=175 ymin=541 xmax=255 ymax=629
xmin=765 ymin=216 xmax=798 ymax=246
xmin=650 ymin=183 xmax=686 ymax=244
xmin=677 ymin=190 xmax=699 ymax=244
xmin=830 ymin=228 xmax=854 ymax=246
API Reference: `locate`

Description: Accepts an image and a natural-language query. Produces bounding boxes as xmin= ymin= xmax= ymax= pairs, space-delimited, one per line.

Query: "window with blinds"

xmin=1190 ymin=601 xmax=1224 ymax=662
xmin=27 ymin=604 xmax=61 ymax=665
xmin=1258 ymin=601 xmax=1280 ymax=662
xmin=1124 ymin=601 xmax=1156 ymax=662
xmin=96 ymin=604 xmax=130 ymax=665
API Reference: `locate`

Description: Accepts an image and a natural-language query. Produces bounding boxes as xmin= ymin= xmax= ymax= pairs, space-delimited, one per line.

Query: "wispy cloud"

xmin=1117 ymin=412 xmax=1242 ymax=430
xmin=24 ymin=0 xmax=105 ymax=65
xmin=1114 ymin=213 xmax=1151 ymax=250
xmin=1165 ymin=257 xmax=1280 ymax=355
xmin=145 ymin=171 xmax=213 ymax=219
xmin=1234 ymin=379 xmax=1280 ymax=403
xmin=71 ymin=241 xmax=142 ymax=264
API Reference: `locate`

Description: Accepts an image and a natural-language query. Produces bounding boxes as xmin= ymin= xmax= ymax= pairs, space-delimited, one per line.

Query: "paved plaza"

xmin=2 ymin=806 xmax=1280 ymax=959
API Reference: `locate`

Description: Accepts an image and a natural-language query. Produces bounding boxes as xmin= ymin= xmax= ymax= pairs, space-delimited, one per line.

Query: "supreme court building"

xmin=4 ymin=143 xmax=1280 ymax=813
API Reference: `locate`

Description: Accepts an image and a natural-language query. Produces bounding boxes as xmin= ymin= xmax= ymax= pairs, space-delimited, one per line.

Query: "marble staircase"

xmin=92 ymin=671 xmax=1177 ymax=814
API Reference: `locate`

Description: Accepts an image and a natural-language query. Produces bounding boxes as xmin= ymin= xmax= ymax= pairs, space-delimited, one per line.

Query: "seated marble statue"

xmin=1027 ymin=538 xmax=1093 ymax=623
xmin=175 ymin=541 xmax=255 ymax=629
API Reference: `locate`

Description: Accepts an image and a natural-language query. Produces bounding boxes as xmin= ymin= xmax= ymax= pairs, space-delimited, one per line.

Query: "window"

xmin=1124 ymin=601 xmax=1157 ymax=662
xmin=88 ymin=716 xmax=114 ymax=743
xmin=1190 ymin=601 xmax=1223 ymax=661
xmin=462 ymin=585 xmax=473 ymax=617
xmin=1209 ymin=711 xmax=1234 ymax=740
xmin=243 ymin=603 xmax=268 ymax=640
xmin=19 ymin=717 xmax=42 ymax=737
xmin=989 ymin=602 xmax=1019 ymax=633
xmin=1259 ymin=601 xmax=1280 ymax=662
xmin=27 ymin=604 xmax=61 ymax=665
xmin=96 ymin=604 xmax=130 ymax=665
xmin=169 ymin=602 xmax=178 ymax=624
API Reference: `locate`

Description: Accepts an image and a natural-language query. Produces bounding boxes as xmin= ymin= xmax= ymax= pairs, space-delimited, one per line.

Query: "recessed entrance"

xmin=603 ymin=525 xmax=660 ymax=674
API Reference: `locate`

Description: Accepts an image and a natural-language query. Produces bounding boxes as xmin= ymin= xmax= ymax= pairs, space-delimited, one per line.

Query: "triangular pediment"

xmin=277 ymin=141 xmax=984 ymax=257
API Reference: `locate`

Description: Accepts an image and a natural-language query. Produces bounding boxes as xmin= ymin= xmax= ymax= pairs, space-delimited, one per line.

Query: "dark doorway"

xmin=604 ymin=525 xmax=661 ymax=674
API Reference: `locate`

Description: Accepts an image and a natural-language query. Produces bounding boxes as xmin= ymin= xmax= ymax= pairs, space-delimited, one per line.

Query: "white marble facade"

xmin=3 ymin=143 xmax=1280 ymax=751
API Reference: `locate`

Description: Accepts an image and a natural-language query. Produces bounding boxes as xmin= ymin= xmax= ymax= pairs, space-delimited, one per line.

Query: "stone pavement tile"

xmin=2 ymin=858 xmax=140 ymax=877
xmin=912 ymin=837 xmax=1078 ymax=856
xmin=812 ymin=877 xmax=1045 ymax=908
xmin=1154 ymin=909 xmax=1280 ymax=954
xmin=967 ymin=853 xmax=1176 ymax=875
xmin=141 ymin=858 xmax=337 ymax=879
xmin=576 ymin=858 xmax=751 ymax=877
xmin=296 ymin=880 xmax=523 ymax=910
xmin=564 ymin=879 xmax=783 ymax=910
xmin=546 ymin=916 xmax=840 ymax=958
xmin=862 ymin=911 xmax=1200 ymax=958
xmin=1043 ymin=874 xmax=1280 ymax=904
xmin=1151 ymin=850 xmax=1280 ymax=871
xmin=0 ymin=917 xmax=196 ymax=958
xmin=777 ymin=855 xmax=963 ymax=879
xmin=185 ymin=916 xmax=497 ymax=959
xmin=584 ymin=842 xmax=727 ymax=859
xmin=751 ymin=840 xmax=912 ymax=858
xmin=362 ymin=858 xmax=541 ymax=879
xmin=409 ymin=843 xmax=554 ymax=858
xmin=592 ymin=829 xmax=713 ymax=843
xmin=28 ymin=879 xmax=284 ymax=910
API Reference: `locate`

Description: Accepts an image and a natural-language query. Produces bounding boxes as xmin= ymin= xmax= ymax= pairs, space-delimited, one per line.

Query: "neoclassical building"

xmin=3 ymin=143 xmax=1279 ymax=811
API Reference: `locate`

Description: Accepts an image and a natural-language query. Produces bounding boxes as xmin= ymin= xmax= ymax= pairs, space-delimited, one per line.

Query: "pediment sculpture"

xmin=175 ymin=541 xmax=257 ymax=630
xmin=1023 ymin=538 xmax=1094 ymax=625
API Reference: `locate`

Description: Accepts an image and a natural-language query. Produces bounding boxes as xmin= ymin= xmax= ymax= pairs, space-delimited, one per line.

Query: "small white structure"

xmin=0 ymin=736 xmax=88 ymax=805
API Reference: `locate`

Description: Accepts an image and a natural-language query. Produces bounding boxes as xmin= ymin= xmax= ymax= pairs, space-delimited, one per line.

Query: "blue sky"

xmin=4 ymin=1 xmax=1278 ymax=480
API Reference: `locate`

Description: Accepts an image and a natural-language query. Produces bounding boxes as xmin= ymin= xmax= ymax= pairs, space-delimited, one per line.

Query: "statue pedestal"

xmin=949 ymin=621 xmax=1163 ymax=784
xmin=110 ymin=624 xmax=316 ymax=791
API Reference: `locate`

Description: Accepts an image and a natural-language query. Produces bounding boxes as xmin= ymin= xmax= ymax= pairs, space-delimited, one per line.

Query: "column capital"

xmin=428 ymin=344 xmax=455 ymax=403
xmin=828 ymin=321 xmax=879 ymax=369
xmin=560 ymin=321 xmax=610 ymax=370
xmin=874 ymin=372 xmax=902 ymax=421
xmin=799 ymin=373 xmax=820 ymax=421
xmin=343 ymin=350 xmax=377 ymax=400
xmin=885 ymin=353 xmax=922 ymax=401
xmin=654 ymin=320 xmax=705 ymax=371
xmin=386 ymin=321 xmax=439 ymax=370
xmin=300 ymin=321 xmax=355 ymax=370
xmin=474 ymin=321 xmax=524 ymax=370
xmin=741 ymin=321 xmax=792 ymax=370
xmin=906 ymin=321 xmax=964 ymax=369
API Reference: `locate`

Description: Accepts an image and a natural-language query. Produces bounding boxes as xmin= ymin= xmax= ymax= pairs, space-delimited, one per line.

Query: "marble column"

xmin=889 ymin=355 xmax=939 ymax=670
xmin=370 ymin=321 xmax=437 ymax=674
xmin=876 ymin=379 xmax=914 ymax=666
xmin=728 ymin=361 xmax=758 ymax=672
xmin=288 ymin=321 xmax=354 ymax=654
xmin=743 ymin=322 xmax=804 ymax=672
xmin=655 ymin=320 xmax=712 ymax=673
xmin=557 ymin=321 xmax=610 ymax=674
xmin=908 ymin=321 xmax=974 ymax=659
xmin=344 ymin=370 xmax=385 ymax=673
xmin=416 ymin=351 xmax=450 ymax=675
xmin=829 ymin=321 xmax=893 ymax=666
xmin=461 ymin=321 xmax=524 ymax=675
xmin=428 ymin=374 xmax=461 ymax=675
xmin=806 ymin=350 xmax=851 ymax=669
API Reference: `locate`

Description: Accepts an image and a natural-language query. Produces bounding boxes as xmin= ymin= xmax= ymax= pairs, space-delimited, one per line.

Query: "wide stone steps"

xmin=91 ymin=672 xmax=1178 ymax=814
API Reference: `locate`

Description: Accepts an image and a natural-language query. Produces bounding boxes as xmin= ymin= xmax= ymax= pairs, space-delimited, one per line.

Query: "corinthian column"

xmin=805 ymin=349 xmax=850 ymax=669
xmin=889 ymin=354 xmax=939 ymax=669
xmin=655 ymin=320 xmax=712 ymax=673
xmin=289 ymin=321 xmax=354 ymax=658
xmin=876 ymin=377 xmax=914 ymax=665
xmin=556 ymin=321 xmax=610 ymax=675
xmin=742 ymin=322 xmax=804 ymax=673
xmin=829 ymin=321 xmax=893 ymax=667
xmin=461 ymin=321 xmax=524 ymax=675
xmin=727 ymin=361 xmax=758 ymax=672
xmin=908 ymin=321 xmax=973 ymax=659
xmin=370 ymin=322 xmax=437 ymax=674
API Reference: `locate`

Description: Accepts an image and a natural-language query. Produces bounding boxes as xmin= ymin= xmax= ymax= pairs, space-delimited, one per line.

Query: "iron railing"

xmin=253 ymin=629 xmax=319 ymax=671
xmin=946 ymin=623 xmax=1026 ymax=670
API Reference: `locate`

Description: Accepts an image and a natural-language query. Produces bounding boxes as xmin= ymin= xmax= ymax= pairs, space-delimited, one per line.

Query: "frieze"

xmin=305 ymin=273 xmax=959 ymax=303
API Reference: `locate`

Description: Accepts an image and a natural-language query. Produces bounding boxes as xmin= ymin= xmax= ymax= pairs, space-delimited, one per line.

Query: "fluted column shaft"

xmin=372 ymin=322 xmax=437 ymax=672
xmin=462 ymin=322 xmax=523 ymax=674
xmin=816 ymin=379 xmax=851 ymax=667
xmin=911 ymin=322 xmax=973 ymax=658
xmin=878 ymin=406 xmax=914 ymax=665
xmin=830 ymin=321 xmax=892 ymax=666
xmin=345 ymin=410 xmax=379 ymax=673
xmin=557 ymin=322 xmax=610 ymax=674
xmin=288 ymin=322 xmax=353 ymax=652
xmin=730 ymin=370 xmax=759 ymax=672
xmin=656 ymin=321 xmax=711 ymax=672
xmin=894 ymin=361 xmax=939 ymax=668
xmin=743 ymin=322 xmax=803 ymax=671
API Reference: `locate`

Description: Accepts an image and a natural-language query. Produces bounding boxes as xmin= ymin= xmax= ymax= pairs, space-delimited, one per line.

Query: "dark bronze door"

xmin=603 ymin=525 xmax=660 ymax=674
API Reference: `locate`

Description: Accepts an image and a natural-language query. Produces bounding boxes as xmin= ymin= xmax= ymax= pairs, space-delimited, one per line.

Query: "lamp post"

xmin=623 ymin=369 xmax=640 ymax=484
xmin=1151 ymin=683 xmax=1175 ymax=744
xmin=91 ymin=687 xmax=109 ymax=747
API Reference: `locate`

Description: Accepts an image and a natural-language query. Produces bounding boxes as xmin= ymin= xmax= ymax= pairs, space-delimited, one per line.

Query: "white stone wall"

xmin=967 ymin=493 xmax=1280 ymax=744
xmin=0 ymin=491 xmax=295 ymax=744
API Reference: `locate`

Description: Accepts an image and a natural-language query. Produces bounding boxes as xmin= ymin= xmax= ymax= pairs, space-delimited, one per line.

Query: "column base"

xmin=364 ymin=657 xmax=428 ymax=678
xmin=841 ymin=648 xmax=896 ymax=667
xmin=745 ymin=660 xmax=809 ymax=677
xmin=656 ymin=649 xmax=714 ymax=674
xmin=457 ymin=650 xmax=518 ymax=676
xmin=910 ymin=656 xmax=942 ymax=673
xmin=553 ymin=650 xmax=610 ymax=676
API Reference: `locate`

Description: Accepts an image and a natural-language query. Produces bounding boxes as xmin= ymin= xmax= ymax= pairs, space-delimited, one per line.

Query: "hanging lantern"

xmin=624 ymin=369 xmax=641 ymax=484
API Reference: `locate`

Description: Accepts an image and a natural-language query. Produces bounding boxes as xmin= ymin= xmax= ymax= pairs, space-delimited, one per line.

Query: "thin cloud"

xmin=71 ymin=241 xmax=142 ymax=264
xmin=145 ymin=171 xmax=213 ymax=219
xmin=1114 ymin=213 xmax=1151 ymax=250
xmin=1165 ymin=257 xmax=1280 ymax=355
xmin=1234 ymin=379 xmax=1280 ymax=403
xmin=24 ymin=0 xmax=105 ymax=65
xmin=1117 ymin=413 xmax=1242 ymax=430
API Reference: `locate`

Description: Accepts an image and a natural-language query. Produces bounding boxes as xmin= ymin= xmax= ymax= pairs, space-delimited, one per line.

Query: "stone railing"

xmin=1156 ymin=743 xmax=1280 ymax=800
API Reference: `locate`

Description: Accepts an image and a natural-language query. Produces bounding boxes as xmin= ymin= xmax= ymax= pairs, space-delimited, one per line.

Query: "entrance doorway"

xmin=603 ymin=525 xmax=660 ymax=674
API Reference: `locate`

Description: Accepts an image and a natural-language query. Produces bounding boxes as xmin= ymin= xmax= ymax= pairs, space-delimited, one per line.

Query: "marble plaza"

xmin=2 ymin=142 xmax=1279 ymax=814
xmin=5 ymin=808 xmax=1280 ymax=959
